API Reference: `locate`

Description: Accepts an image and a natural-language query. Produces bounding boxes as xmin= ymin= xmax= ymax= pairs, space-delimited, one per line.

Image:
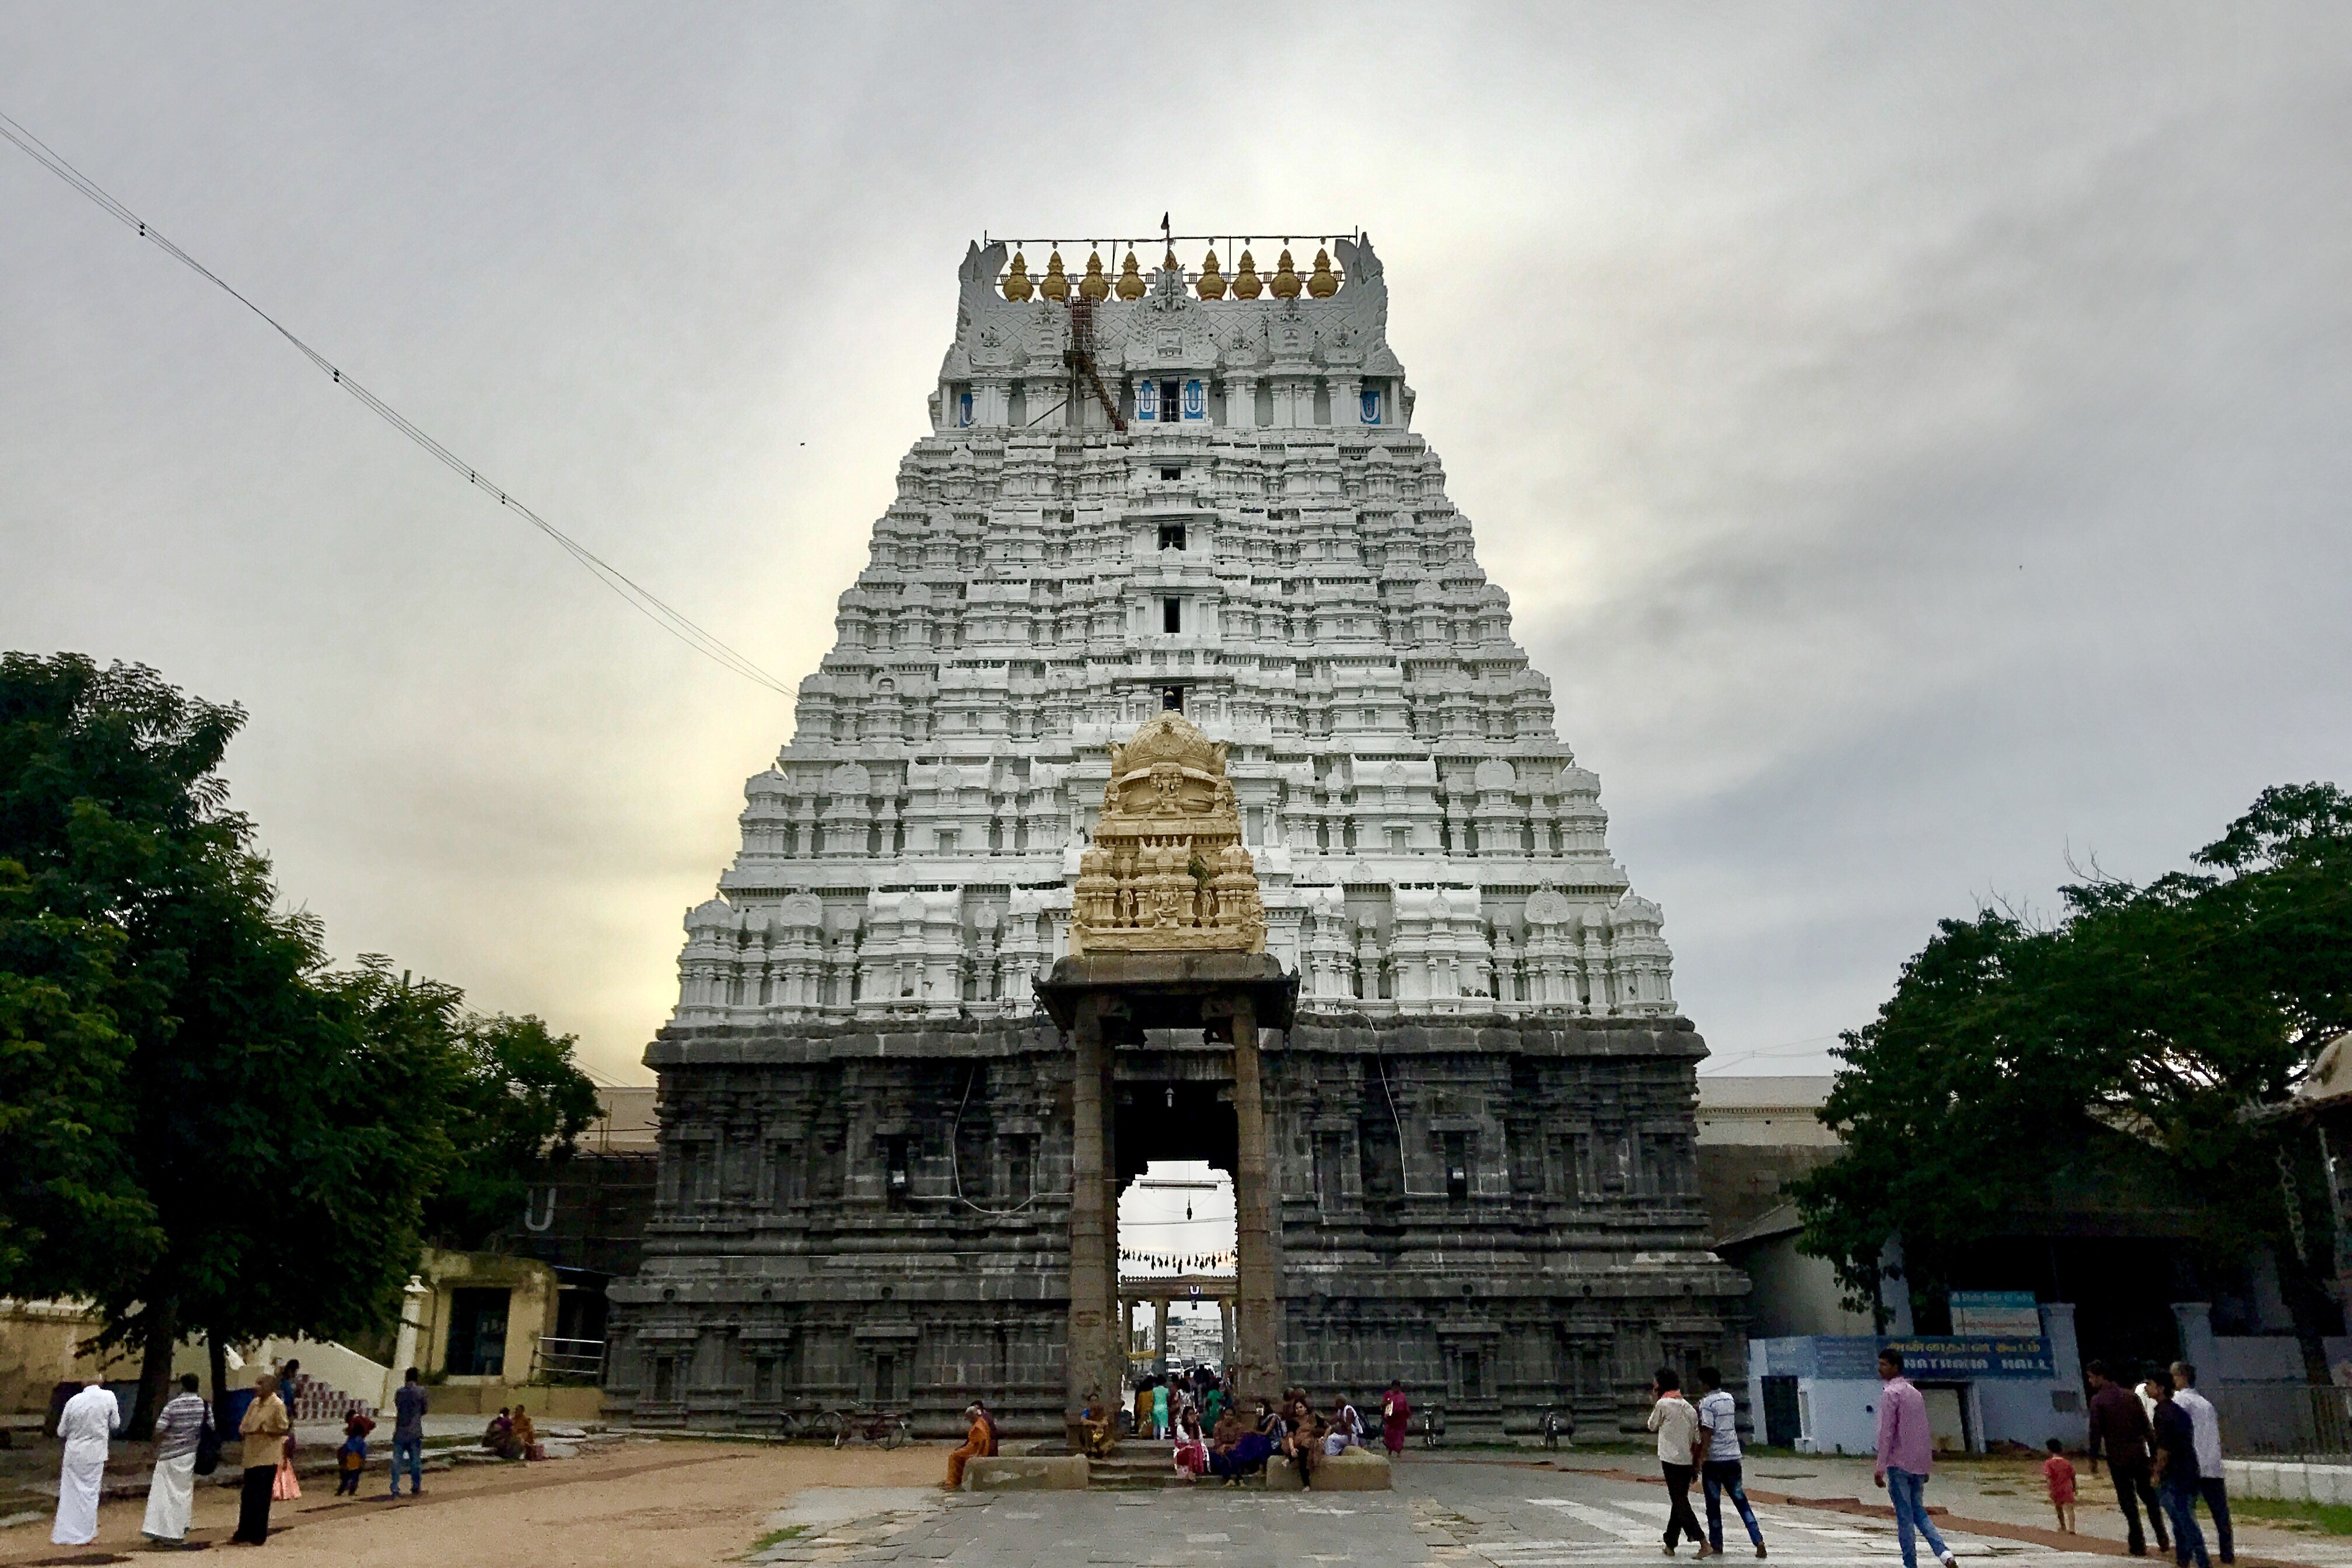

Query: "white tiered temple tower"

xmin=673 ymin=233 xmax=1674 ymax=1027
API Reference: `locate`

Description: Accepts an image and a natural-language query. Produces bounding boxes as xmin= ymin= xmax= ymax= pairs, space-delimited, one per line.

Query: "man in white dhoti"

xmin=143 ymin=1373 xmax=209 ymax=1545
xmin=51 ymin=1377 xmax=121 ymax=1545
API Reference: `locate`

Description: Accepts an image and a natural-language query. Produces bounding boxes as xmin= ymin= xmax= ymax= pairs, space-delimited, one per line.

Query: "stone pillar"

xmin=1154 ymin=1298 xmax=1171 ymax=1375
xmin=1219 ymin=1297 xmax=1236 ymax=1367
xmin=1068 ymin=996 xmax=1116 ymax=1413
xmin=2172 ymin=1301 xmax=2219 ymax=1380
xmin=1231 ymin=995 xmax=1284 ymax=1398
xmin=383 ymin=1274 xmax=428 ymax=1410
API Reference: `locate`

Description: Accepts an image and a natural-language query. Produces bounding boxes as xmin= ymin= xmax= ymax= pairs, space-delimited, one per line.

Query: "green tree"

xmin=1792 ymin=783 xmax=2352 ymax=1370
xmin=0 ymin=654 xmax=465 ymax=1431
xmin=0 ymin=859 xmax=150 ymax=1289
xmin=424 ymin=1011 xmax=601 ymax=1249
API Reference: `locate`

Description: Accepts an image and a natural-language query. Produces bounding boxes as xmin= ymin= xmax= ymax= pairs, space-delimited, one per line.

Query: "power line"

xmin=0 ymin=108 xmax=794 ymax=698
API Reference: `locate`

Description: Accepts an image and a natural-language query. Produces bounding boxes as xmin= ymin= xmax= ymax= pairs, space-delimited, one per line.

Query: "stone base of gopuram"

xmin=603 ymin=1009 xmax=1748 ymax=1443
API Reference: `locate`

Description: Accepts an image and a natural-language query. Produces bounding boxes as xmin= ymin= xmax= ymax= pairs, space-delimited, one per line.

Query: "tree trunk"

xmin=128 ymin=1300 xmax=176 ymax=1440
xmin=209 ymin=1331 xmax=232 ymax=1433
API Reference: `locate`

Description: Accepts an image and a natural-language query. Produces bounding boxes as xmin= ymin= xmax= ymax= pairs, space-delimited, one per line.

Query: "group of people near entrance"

xmin=972 ymin=1372 xmax=1414 ymax=1489
xmin=48 ymin=1362 xmax=436 ymax=1549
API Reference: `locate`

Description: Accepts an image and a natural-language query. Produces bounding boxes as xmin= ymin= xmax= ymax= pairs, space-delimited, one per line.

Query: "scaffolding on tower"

xmin=1065 ymin=299 xmax=1125 ymax=433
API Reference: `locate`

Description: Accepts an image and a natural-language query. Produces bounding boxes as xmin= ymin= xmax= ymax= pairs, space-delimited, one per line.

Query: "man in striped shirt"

xmin=142 ymin=1374 xmax=209 ymax=1546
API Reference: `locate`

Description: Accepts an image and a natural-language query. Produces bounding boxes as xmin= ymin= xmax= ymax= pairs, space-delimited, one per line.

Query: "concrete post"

xmin=2172 ymin=1302 xmax=2220 ymax=1380
xmin=1068 ymin=996 xmax=1115 ymax=1414
xmin=383 ymin=1274 xmax=428 ymax=1410
xmin=1220 ymin=1297 xmax=1236 ymax=1367
xmin=1155 ymin=1298 xmax=1171 ymax=1375
xmin=1231 ymin=995 xmax=1284 ymax=1398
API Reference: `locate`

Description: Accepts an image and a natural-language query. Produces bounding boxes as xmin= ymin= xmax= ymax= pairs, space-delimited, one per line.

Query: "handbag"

xmin=193 ymin=1413 xmax=222 ymax=1476
xmin=272 ymin=1454 xmax=301 ymax=1500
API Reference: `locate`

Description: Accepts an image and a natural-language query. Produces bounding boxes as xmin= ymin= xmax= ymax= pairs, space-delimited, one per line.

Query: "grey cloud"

xmin=4 ymin=5 xmax=2347 ymax=1080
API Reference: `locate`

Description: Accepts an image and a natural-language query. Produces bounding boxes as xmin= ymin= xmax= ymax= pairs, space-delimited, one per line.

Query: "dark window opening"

xmin=1161 ymin=685 xmax=1185 ymax=713
xmin=1159 ymin=523 xmax=1185 ymax=551
xmin=1460 ymin=1349 xmax=1485 ymax=1399
xmin=1163 ymin=597 xmax=1182 ymax=634
xmin=1159 ymin=380 xmax=1180 ymax=422
xmin=883 ymin=1135 xmax=911 ymax=1202
xmin=446 ymin=1287 xmax=510 ymax=1376
xmin=650 ymin=1355 xmax=677 ymax=1403
xmin=873 ymin=1353 xmax=899 ymax=1404
xmin=1160 ymin=466 xmax=1182 ymax=480
xmin=1444 ymin=1132 xmax=1471 ymax=1202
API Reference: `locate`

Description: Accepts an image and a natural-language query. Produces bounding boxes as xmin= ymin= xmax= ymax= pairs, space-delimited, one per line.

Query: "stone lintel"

xmin=1035 ymin=951 xmax=1298 ymax=1032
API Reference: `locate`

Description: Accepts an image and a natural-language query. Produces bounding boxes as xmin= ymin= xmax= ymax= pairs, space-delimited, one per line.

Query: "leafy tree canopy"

xmin=0 ymin=652 xmax=600 ymax=1429
xmin=425 ymin=1010 xmax=602 ymax=1249
xmin=1791 ymin=783 xmax=2352 ymax=1365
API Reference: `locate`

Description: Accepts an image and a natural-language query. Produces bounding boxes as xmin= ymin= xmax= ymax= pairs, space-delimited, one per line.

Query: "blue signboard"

xmin=1361 ymin=387 xmax=1382 ymax=425
xmin=1815 ymin=1336 xmax=1882 ymax=1378
xmin=1755 ymin=1333 xmax=2056 ymax=1381
xmin=1136 ymin=380 xmax=1159 ymax=421
xmin=1883 ymin=1336 xmax=2056 ymax=1379
xmin=1182 ymin=379 xmax=1206 ymax=420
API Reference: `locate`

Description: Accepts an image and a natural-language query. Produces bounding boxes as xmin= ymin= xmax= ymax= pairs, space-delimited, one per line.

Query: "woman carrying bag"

xmin=233 ymin=1372 xmax=292 ymax=1544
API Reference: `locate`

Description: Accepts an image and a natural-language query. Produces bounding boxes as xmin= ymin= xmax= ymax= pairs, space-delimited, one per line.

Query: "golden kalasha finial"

xmin=1080 ymin=251 xmax=1110 ymax=302
xmin=1195 ymin=249 xmax=1227 ymax=300
xmin=1270 ymin=248 xmax=1303 ymax=299
xmin=1162 ymin=246 xmax=1181 ymax=274
xmin=1115 ymin=249 xmax=1146 ymax=300
xmin=1040 ymin=250 xmax=1069 ymax=302
xmin=1002 ymin=251 xmax=1034 ymax=302
xmin=1306 ymin=247 xmax=1339 ymax=298
xmin=1230 ymin=249 xmax=1262 ymax=299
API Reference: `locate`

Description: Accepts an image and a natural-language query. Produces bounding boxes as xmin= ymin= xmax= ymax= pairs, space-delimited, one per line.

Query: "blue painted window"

xmin=1136 ymin=380 xmax=1160 ymax=421
xmin=1360 ymin=387 xmax=1382 ymax=425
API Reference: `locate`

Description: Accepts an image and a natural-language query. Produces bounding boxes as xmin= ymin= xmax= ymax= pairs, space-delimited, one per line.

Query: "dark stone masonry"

xmin=603 ymin=1008 xmax=1748 ymax=1438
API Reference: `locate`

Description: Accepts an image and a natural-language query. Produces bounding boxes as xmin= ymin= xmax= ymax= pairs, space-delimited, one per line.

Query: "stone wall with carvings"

xmin=603 ymin=1015 xmax=1746 ymax=1438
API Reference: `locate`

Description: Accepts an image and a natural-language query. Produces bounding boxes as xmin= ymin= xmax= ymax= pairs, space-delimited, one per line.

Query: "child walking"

xmin=2042 ymin=1438 xmax=2077 ymax=1534
xmin=336 ymin=1405 xmax=377 ymax=1496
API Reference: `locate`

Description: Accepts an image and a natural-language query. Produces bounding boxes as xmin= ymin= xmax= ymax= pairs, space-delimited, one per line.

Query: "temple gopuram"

xmin=604 ymin=232 xmax=1746 ymax=1438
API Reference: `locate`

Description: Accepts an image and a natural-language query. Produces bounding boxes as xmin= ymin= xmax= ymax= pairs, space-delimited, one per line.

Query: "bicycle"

xmin=1539 ymin=1408 xmax=1573 ymax=1450
xmin=830 ymin=1408 xmax=911 ymax=1449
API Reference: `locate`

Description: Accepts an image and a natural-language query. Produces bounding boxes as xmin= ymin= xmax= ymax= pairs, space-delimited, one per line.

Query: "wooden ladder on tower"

xmin=1066 ymin=300 xmax=1126 ymax=433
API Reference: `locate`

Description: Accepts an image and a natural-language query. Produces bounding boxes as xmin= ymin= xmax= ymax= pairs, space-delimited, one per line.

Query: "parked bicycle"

xmin=1539 ymin=1407 xmax=1573 ymax=1449
xmin=775 ymin=1405 xmax=828 ymax=1443
xmin=830 ymin=1407 xmax=911 ymax=1449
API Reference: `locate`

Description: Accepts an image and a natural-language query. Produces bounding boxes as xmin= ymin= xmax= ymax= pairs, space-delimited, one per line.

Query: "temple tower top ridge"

xmin=666 ymin=230 xmax=1679 ymax=1030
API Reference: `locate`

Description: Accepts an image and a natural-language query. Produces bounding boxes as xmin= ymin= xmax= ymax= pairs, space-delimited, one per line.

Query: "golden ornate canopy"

xmin=1069 ymin=712 xmax=1265 ymax=956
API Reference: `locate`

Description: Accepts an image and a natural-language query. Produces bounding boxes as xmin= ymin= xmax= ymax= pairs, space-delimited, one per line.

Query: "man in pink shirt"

xmin=1874 ymin=1350 xmax=1956 ymax=1568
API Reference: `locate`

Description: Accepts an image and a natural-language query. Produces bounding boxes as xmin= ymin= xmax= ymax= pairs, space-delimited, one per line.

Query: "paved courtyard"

xmin=10 ymin=1441 xmax=2351 ymax=1568
xmin=757 ymin=1456 xmax=2352 ymax=1568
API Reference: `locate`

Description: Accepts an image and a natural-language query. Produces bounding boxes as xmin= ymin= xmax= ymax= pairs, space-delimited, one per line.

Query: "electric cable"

xmin=0 ymin=108 xmax=793 ymax=697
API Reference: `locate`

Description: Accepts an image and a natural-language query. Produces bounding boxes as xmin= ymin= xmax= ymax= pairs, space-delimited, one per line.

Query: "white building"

xmin=670 ymin=235 xmax=1678 ymax=1028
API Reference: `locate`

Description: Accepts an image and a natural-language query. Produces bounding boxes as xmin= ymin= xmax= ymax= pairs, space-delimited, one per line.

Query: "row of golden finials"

xmin=1002 ymin=246 xmax=1341 ymax=303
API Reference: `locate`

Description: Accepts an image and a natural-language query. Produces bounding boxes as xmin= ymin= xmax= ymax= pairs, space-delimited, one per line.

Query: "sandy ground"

xmin=0 ymin=1440 xmax=947 ymax=1568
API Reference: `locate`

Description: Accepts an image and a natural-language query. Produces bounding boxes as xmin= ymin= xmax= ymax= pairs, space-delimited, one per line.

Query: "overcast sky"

xmin=5 ymin=5 xmax=2347 ymax=1085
